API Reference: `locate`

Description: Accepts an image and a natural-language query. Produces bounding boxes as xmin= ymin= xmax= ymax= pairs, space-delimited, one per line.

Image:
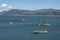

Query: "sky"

xmin=0 ymin=0 xmax=60 ymax=11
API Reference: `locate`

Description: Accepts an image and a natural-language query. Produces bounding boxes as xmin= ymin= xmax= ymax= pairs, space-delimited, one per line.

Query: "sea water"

xmin=0 ymin=15 xmax=60 ymax=40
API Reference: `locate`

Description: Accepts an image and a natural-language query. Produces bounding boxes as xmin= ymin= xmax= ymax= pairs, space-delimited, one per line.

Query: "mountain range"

xmin=0 ymin=8 xmax=60 ymax=15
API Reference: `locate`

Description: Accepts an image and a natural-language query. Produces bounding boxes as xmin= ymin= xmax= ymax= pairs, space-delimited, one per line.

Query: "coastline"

xmin=0 ymin=15 xmax=60 ymax=17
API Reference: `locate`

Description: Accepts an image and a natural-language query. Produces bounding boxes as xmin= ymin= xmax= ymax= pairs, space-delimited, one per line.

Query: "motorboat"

xmin=21 ymin=18 xmax=28 ymax=22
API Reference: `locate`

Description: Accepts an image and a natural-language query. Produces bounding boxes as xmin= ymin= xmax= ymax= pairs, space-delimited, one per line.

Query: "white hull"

xmin=41 ymin=23 xmax=50 ymax=26
xmin=33 ymin=30 xmax=48 ymax=34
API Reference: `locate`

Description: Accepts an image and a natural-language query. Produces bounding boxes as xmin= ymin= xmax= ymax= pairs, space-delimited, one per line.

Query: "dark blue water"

xmin=0 ymin=15 xmax=60 ymax=40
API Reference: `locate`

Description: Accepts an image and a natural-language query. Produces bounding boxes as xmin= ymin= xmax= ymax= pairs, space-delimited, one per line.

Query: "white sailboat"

xmin=41 ymin=15 xmax=50 ymax=26
xmin=41 ymin=21 xmax=50 ymax=26
xmin=33 ymin=15 xmax=48 ymax=34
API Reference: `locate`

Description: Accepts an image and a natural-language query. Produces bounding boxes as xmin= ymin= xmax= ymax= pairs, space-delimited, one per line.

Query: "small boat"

xmin=21 ymin=18 xmax=28 ymax=22
xmin=41 ymin=15 xmax=50 ymax=26
xmin=41 ymin=23 xmax=50 ymax=26
xmin=33 ymin=30 xmax=48 ymax=34
xmin=21 ymin=18 xmax=26 ymax=22
xmin=9 ymin=22 xmax=13 ymax=24
xmin=33 ymin=15 xmax=48 ymax=34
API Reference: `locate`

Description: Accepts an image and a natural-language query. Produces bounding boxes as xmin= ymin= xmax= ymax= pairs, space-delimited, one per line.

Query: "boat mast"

xmin=38 ymin=15 xmax=40 ymax=30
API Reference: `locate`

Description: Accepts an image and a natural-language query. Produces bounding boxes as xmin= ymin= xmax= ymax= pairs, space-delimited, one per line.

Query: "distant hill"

xmin=0 ymin=8 xmax=60 ymax=15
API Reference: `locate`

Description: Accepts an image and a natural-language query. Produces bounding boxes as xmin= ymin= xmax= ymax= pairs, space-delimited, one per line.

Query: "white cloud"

xmin=0 ymin=3 xmax=13 ymax=9
xmin=8 ymin=5 xmax=13 ymax=9
xmin=2 ymin=4 xmax=8 ymax=7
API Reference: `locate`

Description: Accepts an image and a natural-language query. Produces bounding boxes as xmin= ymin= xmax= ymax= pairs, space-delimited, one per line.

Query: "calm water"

xmin=0 ymin=15 xmax=60 ymax=40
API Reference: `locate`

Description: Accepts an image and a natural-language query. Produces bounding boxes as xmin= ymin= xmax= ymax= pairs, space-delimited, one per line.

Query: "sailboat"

xmin=33 ymin=15 xmax=48 ymax=34
xmin=41 ymin=15 xmax=50 ymax=26
xmin=41 ymin=21 xmax=50 ymax=26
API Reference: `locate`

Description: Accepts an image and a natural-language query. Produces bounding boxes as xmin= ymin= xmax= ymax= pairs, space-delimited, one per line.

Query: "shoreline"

xmin=0 ymin=15 xmax=60 ymax=17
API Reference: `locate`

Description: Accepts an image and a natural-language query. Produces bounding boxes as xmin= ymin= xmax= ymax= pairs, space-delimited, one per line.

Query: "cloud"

xmin=8 ymin=5 xmax=13 ymax=9
xmin=2 ymin=4 xmax=7 ymax=7
xmin=0 ymin=3 xmax=13 ymax=9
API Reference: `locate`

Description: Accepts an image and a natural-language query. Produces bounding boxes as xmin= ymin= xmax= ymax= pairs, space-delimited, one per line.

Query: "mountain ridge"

xmin=0 ymin=8 xmax=60 ymax=15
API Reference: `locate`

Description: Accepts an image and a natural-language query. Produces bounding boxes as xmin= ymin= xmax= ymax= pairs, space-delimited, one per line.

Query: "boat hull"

xmin=33 ymin=30 xmax=48 ymax=34
xmin=41 ymin=24 xmax=50 ymax=26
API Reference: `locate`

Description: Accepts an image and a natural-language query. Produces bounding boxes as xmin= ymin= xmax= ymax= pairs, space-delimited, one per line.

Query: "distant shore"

xmin=10 ymin=15 xmax=60 ymax=17
xmin=20 ymin=15 xmax=60 ymax=17
xmin=0 ymin=15 xmax=60 ymax=17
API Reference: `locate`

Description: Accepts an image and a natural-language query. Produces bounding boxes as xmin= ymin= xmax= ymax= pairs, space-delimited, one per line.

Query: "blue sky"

xmin=0 ymin=0 xmax=60 ymax=11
